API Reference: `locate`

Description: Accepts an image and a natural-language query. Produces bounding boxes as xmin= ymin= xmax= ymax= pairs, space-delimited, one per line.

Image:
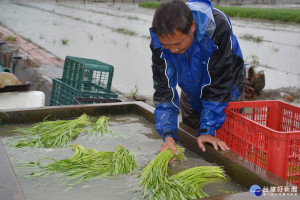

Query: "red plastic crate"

xmin=216 ymin=100 xmax=300 ymax=187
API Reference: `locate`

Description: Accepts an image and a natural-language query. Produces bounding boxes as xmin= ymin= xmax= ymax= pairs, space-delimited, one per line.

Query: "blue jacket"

xmin=150 ymin=0 xmax=245 ymax=140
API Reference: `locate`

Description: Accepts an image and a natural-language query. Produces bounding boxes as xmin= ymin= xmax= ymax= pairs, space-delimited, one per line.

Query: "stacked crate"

xmin=50 ymin=56 xmax=118 ymax=106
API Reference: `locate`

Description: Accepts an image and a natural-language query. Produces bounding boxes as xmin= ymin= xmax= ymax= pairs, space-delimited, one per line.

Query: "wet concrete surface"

xmin=0 ymin=141 xmax=24 ymax=200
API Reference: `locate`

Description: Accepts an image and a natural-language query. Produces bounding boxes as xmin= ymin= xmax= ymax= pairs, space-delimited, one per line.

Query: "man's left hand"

xmin=197 ymin=135 xmax=230 ymax=152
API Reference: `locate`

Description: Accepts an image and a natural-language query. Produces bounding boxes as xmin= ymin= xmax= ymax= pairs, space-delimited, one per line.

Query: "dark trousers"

xmin=179 ymin=92 xmax=201 ymax=130
xmin=179 ymin=92 xmax=244 ymax=130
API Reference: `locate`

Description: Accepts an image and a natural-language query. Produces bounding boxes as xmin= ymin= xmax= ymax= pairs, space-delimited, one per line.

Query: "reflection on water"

xmin=0 ymin=114 xmax=246 ymax=200
xmin=0 ymin=1 xmax=298 ymax=95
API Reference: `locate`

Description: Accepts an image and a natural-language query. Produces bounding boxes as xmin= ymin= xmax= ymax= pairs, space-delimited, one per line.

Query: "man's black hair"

xmin=152 ymin=0 xmax=193 ymax=37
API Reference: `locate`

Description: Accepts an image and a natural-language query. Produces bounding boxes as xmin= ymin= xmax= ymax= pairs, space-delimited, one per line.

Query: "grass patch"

xmin=127 ymin=16 xmax=139 ymax=20
xmin=246 ymin=55 xmax=260 ymax=66
xmin=61 ymin=38 xmax=68 ymax=45
xmin=142 ymin=35 xmax=151 ymax=40
xmin=240 ymin=33 xmax=263 ymax=42
xmin=139 ymin=2 xmax=161 ymax=9
xmin=272 ymin=46 xmax=279 ymax=52
xmin=88 ymin=33 xmax=94 ymax=40
xmin=115 ymin=28 xmax=137 ymax=36
xmin=215 ymin=6 xmax=300 ymax=23
xmin=138 ymin=2 xmax=300 ymax=23
xmin=5 ymin=35 xmax=16 ymax=42
xmin=131 ymin=85 xmax=139 ymax=99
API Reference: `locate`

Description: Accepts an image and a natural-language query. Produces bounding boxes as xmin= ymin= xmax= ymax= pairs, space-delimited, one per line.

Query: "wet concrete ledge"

xmin=0 ymin=141 xmax=24 ymax=200
xmin=203 ymin=192 xmax=299 ymax=200
xmin=178 ymin=123 xmax=300 ymax=200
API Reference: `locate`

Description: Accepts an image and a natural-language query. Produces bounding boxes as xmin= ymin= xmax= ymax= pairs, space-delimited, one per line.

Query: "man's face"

xmin=157 ymin=22 xmax=196 ymax=54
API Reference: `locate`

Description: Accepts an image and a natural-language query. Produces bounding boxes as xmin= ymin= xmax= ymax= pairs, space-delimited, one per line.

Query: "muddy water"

xmin=0 ymin=114 xmax=246 ymax=200
xmin=0 ymin=1 xmax=299 ymax=97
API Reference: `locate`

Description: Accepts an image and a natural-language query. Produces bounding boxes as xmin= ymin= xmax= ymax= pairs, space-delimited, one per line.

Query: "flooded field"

xmin=0 ymin=0 xmax=299 ymax=97
xmin=0 ymin=114 xmax=246 ymax=200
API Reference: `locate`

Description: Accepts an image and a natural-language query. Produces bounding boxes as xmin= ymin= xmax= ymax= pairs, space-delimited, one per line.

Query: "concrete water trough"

xmin=0 ymin=102 xmax=297 ymax=200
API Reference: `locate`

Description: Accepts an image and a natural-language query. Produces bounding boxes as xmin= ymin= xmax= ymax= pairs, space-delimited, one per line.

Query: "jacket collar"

xmin=186 ymin=0 xmax=216 ymax=42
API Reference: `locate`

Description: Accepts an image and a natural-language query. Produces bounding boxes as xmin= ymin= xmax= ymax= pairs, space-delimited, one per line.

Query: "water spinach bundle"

xmin=14 ymin=114 xmax=90 ymax=148
xmin=84 ymin=116 xmax=127 ymax=142
xmin=26 ymin=144 xmax=137 ymax=189
xmin=13 ymin=114 xmax=122 ymax=148
xmin=152 ymin=166 xmax=227 ymax=199
xmin=139 ymin=147 xmax=226 ymax=199
xmin=139 ymin=146 xmax=184 ymax=191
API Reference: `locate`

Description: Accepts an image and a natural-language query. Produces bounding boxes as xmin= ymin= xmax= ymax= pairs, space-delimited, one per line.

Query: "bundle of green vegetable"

xmin=139 ymin=147 xmax=226 ymax=200
xmin=24 ymin=144 xmax=136 ymax=190
xmin=84 ymin=116 xmax=127 ymax=142
xmin=151 ymin=166 xmax=227 ymax=200
xmin=139 ymin=146 xmax=184 ymax=196
xmin=13 ymin=114 xmax=90 ymax=148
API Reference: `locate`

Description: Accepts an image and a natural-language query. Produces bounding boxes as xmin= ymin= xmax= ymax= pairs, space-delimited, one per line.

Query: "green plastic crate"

xmin=62 ymin=56 xmax=114 ymax=93
xmin=0 ymin=61 xmax=12 ymax=73
xmin=50 ymin=78 xmax=118 ymax=106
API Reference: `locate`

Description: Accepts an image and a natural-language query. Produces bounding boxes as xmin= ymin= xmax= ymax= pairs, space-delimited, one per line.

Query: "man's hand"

xmin=159 ymin=137 xmax=178 ymax=154
xmin=159 ymin=137 xmax=178 ymax=162
xmin=197 ymin=135 xmax=230 ymax=152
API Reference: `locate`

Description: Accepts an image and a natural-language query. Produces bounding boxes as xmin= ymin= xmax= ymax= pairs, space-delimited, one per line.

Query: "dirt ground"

xmin=258 ymin=87 xmax=300 ymax=105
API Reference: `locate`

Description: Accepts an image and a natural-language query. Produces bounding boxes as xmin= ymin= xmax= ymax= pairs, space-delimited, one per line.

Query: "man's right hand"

xmin=159 ymin=137 xmax=178 ymax=154
xmin=159 ymin=137 xmax=178 ymax=162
